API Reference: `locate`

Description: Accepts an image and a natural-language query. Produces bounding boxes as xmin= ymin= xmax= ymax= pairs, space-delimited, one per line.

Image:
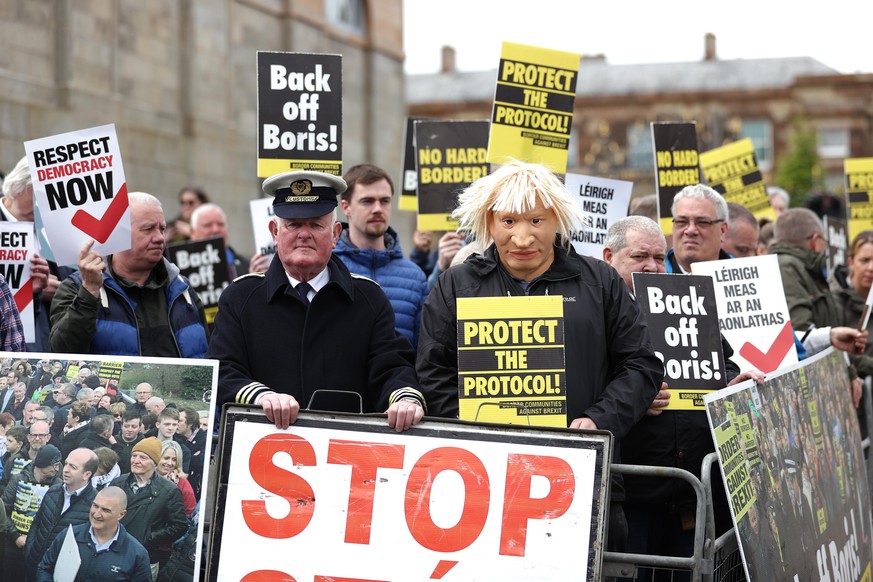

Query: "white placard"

xmin=692 ymin=254 xmax=797 ymax=373
xmin=24 ymin=124 xmax=131 ymax=266
xmin=211 ymin=411 xmax=609 ymax=581
xmin=565 ymin=173 xmax=633 ymax=259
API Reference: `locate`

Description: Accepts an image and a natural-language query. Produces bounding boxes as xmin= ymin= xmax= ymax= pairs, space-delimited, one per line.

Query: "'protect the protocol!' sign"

xmin=487 ymin=41 xmax=580 ymax=174
xmin=0 ymin=222 xmax=34 ymax=342
xmin=652 ymin=122 xmax=700 ymax=236
xmin=845 ymin=157 xmax=873 ymax=241
xmin=209 ymin=409 xmax=610 ymax=581
xmin=456 ymin=295 xmax=566 ymax=427
xmin=257 ymin=51 xmax=342 ymax=177
xmin=700 ymin=138 xmax=774 ymax=223
xmin=414 ymin=119 xmax=489 ymax=231
xmin=633 ymin=272 xmax=725 ymax=410
xmin=24 ymin=124 xmax=131 ymax=266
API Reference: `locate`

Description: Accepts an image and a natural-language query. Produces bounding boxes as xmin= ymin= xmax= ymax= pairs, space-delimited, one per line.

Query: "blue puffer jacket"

xmin=334 ymin=226 xmax=428 ymax=348
xmin=55 ymin=258 xmax=208 ymax=358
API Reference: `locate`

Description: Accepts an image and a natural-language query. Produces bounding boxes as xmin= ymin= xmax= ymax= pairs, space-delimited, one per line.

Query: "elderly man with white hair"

xmin=49 ymin=192 xmax=209 ymax=358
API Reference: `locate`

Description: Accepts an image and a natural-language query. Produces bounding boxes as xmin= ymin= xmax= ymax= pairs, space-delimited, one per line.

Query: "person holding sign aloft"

xmin=49 ymin=193 xmax=209 ymax=359
xmin=417 ymin=160 xmax=663 ymax=552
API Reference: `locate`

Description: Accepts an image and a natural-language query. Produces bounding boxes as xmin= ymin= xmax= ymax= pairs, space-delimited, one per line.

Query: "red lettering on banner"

xmin=500 ymin=454 xmax=575 ymax=556
xmin=242 ymin=572 xmax=386 ymax=582
xmin=405 ymin=447 xmax=489 ymax=552
xmin=327 ymin=439 xmax=405 ymax=544
xmin=243 ymin=434 xmax=317 ymax=539
xmin=242 ymin=570 xmax=297 ymax=581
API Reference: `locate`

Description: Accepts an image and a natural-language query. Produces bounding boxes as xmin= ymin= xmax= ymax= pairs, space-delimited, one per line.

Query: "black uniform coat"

xmin=208 ymin=254 xmax=421 ymax=413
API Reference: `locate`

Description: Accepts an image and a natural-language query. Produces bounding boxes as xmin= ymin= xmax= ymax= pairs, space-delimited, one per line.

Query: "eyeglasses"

xmin=672 ymin=217 xmax=724 ymax=231
xmin=29 ymin=433 xmax=50 ymax=439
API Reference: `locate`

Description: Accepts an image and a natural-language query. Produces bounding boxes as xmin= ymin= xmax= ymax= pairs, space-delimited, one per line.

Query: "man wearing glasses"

xmin=130 ymin=382 xmax=153 ymax=414
xmin=665 ymin=184 xmax=730 ymax=273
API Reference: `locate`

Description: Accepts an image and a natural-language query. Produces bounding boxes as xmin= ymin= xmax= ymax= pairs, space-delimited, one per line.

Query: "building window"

xmin=818 ymin=128 xmax=850 ymax=159
xmin=627 ymin=122 xmax=653 ymax=169
xmin=326 ymin=0 xmax=366 ymax=36
xmin=738 ymin=119 xmax=773 ymax=171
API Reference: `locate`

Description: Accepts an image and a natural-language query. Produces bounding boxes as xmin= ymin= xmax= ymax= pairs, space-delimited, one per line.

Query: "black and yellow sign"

xmin=845 ymin=157 xmax=873 ymax=241
xmin=399 ymin=117 xmax=425 ymax=212
xmin=652 ymin=122 xmax=700 ymax=235
xmin=633 ymin=272 xmax=725 ymax=410
xmin=487 ymin=42 xmax=580 ymax=174
xmin=414 ymin=119 xmax=489 ymax=231
xmin=165 ymin=237 xmax=230 ymax=325
xmin=257 ymin=51 xmax=342 ymax=177
xmin=98 ymin=360 xmax=123 ymax=381
xmin=457 ymin=295 xmax=566 ymax=427
xmin=700 ymin=138 xmax=774 ymax=222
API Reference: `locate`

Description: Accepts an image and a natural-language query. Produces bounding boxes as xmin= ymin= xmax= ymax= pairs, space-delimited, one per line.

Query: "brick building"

xmin=407 ymin=36 xmax=873 ymax=202
xmin=0 ymin=0 xmax=408 ymax=255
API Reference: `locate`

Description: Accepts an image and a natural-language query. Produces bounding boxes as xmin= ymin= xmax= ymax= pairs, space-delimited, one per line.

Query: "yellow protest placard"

xmin=457 ymin=295 xmax=566 ymax=427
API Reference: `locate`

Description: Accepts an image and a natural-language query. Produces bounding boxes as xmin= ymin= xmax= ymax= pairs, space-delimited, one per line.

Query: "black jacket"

xmin=208 ymin=254 xmax=422 ymax=413
xmin=417 ymin=242 xmax=663 ymax=437
xmin=24 ymin=481 xmax=97 ymax=574
xmin=110 ymin=472 xmax=187 ymax=564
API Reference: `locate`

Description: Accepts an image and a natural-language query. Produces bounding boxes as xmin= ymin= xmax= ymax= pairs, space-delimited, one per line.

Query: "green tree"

xmin=775 ymin=121 xmax=822 ymax=207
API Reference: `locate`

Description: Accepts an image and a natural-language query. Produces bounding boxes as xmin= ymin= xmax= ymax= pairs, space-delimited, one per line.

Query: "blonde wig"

xmin=451 ymin=160 xmax=589 ymax=249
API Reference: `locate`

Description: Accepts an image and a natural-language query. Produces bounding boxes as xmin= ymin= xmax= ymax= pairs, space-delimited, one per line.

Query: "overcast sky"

xmin=403 ymin=1 xmax=873 ymax=75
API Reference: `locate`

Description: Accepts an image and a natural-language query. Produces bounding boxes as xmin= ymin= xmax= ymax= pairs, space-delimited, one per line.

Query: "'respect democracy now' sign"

xmin=208 ymin=409 xmax=610 ymax=582
xmin=24 ymin=124 xmax=131 ymax=266
xmin=0 ymin=222 xmax=35 ymax=341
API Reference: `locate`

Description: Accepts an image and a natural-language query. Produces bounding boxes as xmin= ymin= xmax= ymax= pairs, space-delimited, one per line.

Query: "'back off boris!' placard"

xmin=457 ymin=295 xmax=566 ymax=427
xmin=633 ymin=273 xmax=726 ymax=410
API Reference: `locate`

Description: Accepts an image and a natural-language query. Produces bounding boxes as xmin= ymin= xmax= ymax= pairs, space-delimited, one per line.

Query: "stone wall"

xmin=0 ymin=0 xmax=411 ymax=256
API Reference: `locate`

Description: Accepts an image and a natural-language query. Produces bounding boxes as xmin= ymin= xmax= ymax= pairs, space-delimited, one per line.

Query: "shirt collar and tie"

xmin=286 ymin=267 xmax=330 ymax=305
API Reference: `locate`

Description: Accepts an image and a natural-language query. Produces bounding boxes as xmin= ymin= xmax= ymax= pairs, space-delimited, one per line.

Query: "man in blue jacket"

xmin=49 ymin=192 xmax=209 ymax=358
xmin=335 ymin=164 xmax=428 ymax=348
xmin=36 ymin=486 xmax=150 ymax=582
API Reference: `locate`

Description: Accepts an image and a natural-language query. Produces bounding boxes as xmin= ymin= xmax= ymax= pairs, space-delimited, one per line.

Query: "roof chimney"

xmin=441 ymin=45 xmax=456 ymax=74
xmin=704 ymin=33 xmax=717 ymax=61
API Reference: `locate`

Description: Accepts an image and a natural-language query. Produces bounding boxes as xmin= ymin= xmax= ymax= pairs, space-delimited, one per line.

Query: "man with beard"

xmin=334 ymin=164 xmax=428 ymax=348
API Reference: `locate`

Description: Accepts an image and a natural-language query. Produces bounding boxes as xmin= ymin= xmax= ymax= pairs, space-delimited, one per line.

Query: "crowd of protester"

xmin=0 ymin=145 xmax=867 ymax=582
xmin=0 ymin=358 xmax=207 ymax=581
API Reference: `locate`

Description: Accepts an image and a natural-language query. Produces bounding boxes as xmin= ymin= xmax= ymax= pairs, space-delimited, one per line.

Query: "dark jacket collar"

xmin=465 ymin=236 xmax=584 ymax=284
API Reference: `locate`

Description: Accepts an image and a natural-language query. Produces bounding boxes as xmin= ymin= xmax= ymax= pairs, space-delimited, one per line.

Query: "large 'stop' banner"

xmin=209 ymin=409 xmax=610 ymax=581
xmin=705 ymin=349 xmax=873 ymax=581
xmin=24 ymin=124 xmax=131 ymax=266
